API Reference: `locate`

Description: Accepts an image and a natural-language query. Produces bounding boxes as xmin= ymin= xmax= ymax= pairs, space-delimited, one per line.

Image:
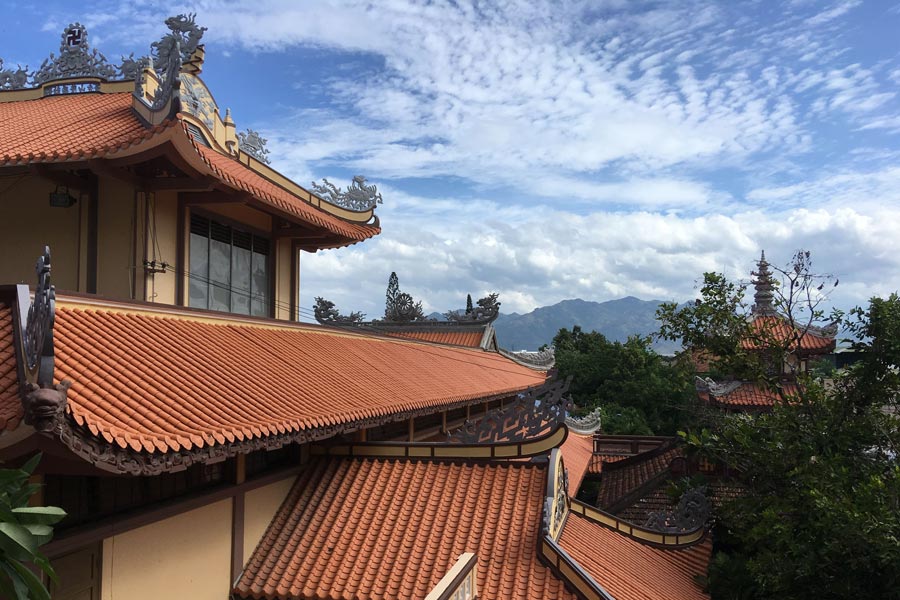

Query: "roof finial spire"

xmin=751 ymin=250 xmax=776 ymax=316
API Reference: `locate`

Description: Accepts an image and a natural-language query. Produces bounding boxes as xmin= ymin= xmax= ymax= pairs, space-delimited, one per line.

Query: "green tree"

xmin=0 ymin=454 xmax=66 ymax=600
xmin=465 ymin=294 xmax=473 ymax=315
xmin=657 ymin=253 xmax=900 ymax=599
xmin=552 ymin=326 xmax=695 ymax=435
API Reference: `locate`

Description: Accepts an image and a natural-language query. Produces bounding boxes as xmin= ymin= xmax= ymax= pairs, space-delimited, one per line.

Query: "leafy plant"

xmin=656 ymin=252 xmax=900 ymax=599
xmin=0 ymin=454 xmax=66 ymax=600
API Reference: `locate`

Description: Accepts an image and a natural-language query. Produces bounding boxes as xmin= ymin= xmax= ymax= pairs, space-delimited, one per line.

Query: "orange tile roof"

xmin=707 ymin=381 xmax=800 ymax=408
xmin=0 ymin=302 xmax=23 ymax=431
xmin=744 ymin=316 xmax=835 ymax=353
xmin=0 ymin=93 xmax=378 ymax=246
xmin=49 ymin=297 xmax=546 ymax=454
xmin=0 ymin=93 xmax=160 ymax=165
xmin=381 ymin=329 xmax=485 ymax=348
xmin=191 ymin=141 xmax=378 ymax=245
xmin=587 ymin=453 xmax=627 ymax=475
xmin=234 ymin=457 xmax=576 ymax=600
xmin=559 ymin=513 xmax=711 ymax=600
xmin=597 ymin=445 xmax=682 ymax=509
xmin=560 ymin=432 xmax=594 ymax=496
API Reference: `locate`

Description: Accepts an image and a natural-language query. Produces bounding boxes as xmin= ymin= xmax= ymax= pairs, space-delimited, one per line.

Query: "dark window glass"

xmin=189 ymin=214 xmax=270 ymax=316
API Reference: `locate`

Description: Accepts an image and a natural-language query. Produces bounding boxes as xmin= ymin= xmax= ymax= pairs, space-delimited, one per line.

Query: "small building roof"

xmin=559 ymin=512 xmax=711 ymax=600
xmin=234 ymin=456 xmax=576 ymax=600
xmin=699 ymin=380 xmax=801 ymax=409
xmin=596 ymin=442 xmax=682 ymax=511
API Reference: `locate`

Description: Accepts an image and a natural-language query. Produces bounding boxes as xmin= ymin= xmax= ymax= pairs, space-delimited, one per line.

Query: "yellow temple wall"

xmin=202 ymin=202 xmax=272 ymax=233
xmin=243 ymin=476 xmax=295 ymax=559
xmin=0 ymin=175 xmax=81 ymax=291
xmin=275 ymin=238 xmax=294 ymax=320
xmin=145 ymin=190 xmax=179 ymax=305
xmin=96 ymin=176 xmax=135 ymax=301
xmin=100 ymin=499 xmax=232 ymax=600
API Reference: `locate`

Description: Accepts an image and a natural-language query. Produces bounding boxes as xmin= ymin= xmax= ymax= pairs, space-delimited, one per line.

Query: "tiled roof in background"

xmin=559 ymin=513 xmax=711 ymax=600
xmin=0 ymin=302 xmax=22 ymax=431
xmin=235 ymin=457 xmax=576 ymax=600
xmin=380 ymin=329 xmax=485 ymax=348
xmin=596 ymin=445 xmax=683 ymax=509
xmin=587 ymin=453 xmax=628 ymax=475
xmin=744 ymin=316 xmax=835 ymax=352
xmin=51 ymin=297 xmax=546 ymax=454
xmin=560 ymin=431 xmax=594 ymax=496
xmin=709 ymin=382 xmax=800 ymax=408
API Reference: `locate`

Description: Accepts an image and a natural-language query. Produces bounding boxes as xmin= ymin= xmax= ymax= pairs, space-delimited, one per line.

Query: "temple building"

xmin=695 ymin=252 xmax=836 ymax=411
xmin=1 ymin=16 xmax=709 ymax=600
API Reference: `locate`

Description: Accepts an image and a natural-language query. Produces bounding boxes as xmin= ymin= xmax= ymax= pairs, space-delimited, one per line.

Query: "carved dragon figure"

xmin=446 ymin=292 xmax=501 ymax=323
xmin=311 ymin=175 xmax=384 ymax=212
xmin=152 ymin=13 xmax=207 ymax=66
xmin=313 ymin=297 xmax=365 ymax=324
xmin=0 ymin=59 xmax=29 ymax=90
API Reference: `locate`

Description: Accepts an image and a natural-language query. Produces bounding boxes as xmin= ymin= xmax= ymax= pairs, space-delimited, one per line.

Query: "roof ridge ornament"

xmin=0 ymin=23 xmax=152 ymax=92
xmin=311 ymin=175 xmax=384 ymax=212
xmin=151 ymin=13 xmax=207 ymax=67
xmin=0 ymin=59 xmax=29 ymax=90
xmin=313 ymin=297 xmax=366 ymax=324
xmin=32 ymin=23 xmax=117 ymax=86
xmin=238 ymin=129 xmax=271 ymax=164
xmin=447 ymin=377 xmax=572 ymax=443
xmin=20 ymin=246 xmax=71 ymax=433
xmin=446 ymin=293 xmax=501 ymax=323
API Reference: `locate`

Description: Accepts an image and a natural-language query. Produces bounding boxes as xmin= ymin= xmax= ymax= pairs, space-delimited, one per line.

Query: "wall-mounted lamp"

xmin=49 ymin=186 xmax=77 ymax=208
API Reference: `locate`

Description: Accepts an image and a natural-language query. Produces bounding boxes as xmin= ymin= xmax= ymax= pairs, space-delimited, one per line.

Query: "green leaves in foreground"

xmin=0 ymin=454 xmax=66 ymax=600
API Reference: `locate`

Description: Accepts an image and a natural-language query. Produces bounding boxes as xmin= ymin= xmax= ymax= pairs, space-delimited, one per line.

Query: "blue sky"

xmin=3 ymin=1 xmax=900 ymax=320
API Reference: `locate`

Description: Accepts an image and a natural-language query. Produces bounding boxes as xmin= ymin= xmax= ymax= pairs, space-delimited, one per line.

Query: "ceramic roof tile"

xmin=49 ymin=297 xmax=546 ymax=453
xmin=381 ymin=329 xmax=485 ymax=348
xmin=0 ymin=93 xmax=160 ymax=165
xmin=0 ymin=302 xmax=23 ymax=431
xmin=191 ymin=141 xmax=378 ymax=244
xmin=0 ymin=94 xmax=377 ymax=245
xmin=560 ymin=432 xmax=594 ymax=496
xmin=559 ymin=513 xmax=711 ymax=600
xmin=587 ymin=453 xmax=627 ymax=475
xmin=596 ymin=445 xmax=683 ymax=509
xmin=234 ymin=457 xmax=576 ymax=600
xmin=743 ymin=316 xmax=835 ymax=352
xmin=711 ymin=381 xmax=800 ymax=408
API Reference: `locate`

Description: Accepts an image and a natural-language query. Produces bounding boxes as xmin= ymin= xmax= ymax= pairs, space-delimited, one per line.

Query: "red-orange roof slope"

xmin=744 ymin=316 xmax=835 ymax=353
xmin=235 ymin=457 xmax=575 ymax=600
xmin=0 ymin=302 xmax=22 ymax=431
xmin=0 ymin=93 xmax=151 ymax=165
xmin=559 ymin=513 xmax=710 ymax=600
xmin=597 ymin=444 xmax=682 ymax=509
xmin=0 ymin=94 xmax=378 ymax=246
xmin=381 ymin=329 xmax=485 ymax=348
xmin=560 ymin=431 xmax=594 ymax=496
xmin=51 ymin=297 xmax=546 ymax=454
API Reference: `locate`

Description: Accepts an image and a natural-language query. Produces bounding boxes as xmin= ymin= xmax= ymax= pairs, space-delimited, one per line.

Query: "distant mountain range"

xmin=490 ymin=297 xmax=680 ymax=354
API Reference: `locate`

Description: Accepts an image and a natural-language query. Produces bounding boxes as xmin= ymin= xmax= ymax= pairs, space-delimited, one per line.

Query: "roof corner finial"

xmin=751 ymin=250 xmax=776 ymax=316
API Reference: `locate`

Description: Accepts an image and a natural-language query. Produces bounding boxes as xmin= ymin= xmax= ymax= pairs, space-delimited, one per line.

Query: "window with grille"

xmin=189 ymin=213 xmax=270 ymax=316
